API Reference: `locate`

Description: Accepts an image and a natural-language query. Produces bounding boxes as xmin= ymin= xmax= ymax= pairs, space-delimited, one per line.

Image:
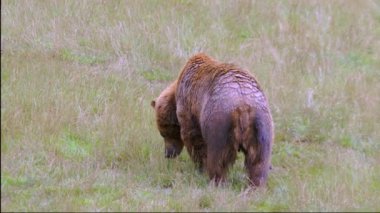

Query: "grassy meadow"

xmin=1 ymin=0 xmax=380 ymax=211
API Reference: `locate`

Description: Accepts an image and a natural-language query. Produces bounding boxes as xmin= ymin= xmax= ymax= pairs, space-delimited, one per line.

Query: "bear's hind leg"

xmin=207 ymin=146 xmax=236 ymax=185
xmin=244 ymin=113 xmax=272 ymax=187
xmin=244 ymin=147 xmax=270 ymax=187
xmin=204 ymin=116 xmax=237 ymax=185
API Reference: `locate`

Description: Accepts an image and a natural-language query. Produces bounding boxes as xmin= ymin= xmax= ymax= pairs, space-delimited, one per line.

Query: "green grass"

xmin=1 ymin=0 xmax=380 ymax=211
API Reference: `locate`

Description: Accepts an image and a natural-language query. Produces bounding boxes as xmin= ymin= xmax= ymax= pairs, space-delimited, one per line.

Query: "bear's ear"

xmin=151 ymin=100 xmax=156 ymax=108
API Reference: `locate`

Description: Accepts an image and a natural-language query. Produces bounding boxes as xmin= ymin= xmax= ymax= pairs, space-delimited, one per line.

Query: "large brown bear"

xmin=151 ymin=53 xmax=274 ymax=187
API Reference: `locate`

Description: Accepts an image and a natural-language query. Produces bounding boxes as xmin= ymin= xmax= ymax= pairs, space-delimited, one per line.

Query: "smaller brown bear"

xmin=151 ymin=53 xmax=274 ymax=187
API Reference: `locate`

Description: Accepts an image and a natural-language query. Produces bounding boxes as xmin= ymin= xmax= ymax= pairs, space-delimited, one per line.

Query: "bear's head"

xmin=151 ymin=81 xmax=183 ymax=158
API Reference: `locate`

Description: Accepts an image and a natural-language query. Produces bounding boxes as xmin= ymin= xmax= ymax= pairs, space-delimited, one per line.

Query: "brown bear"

xmin=151 ymin=53 xmax=274 ymax=187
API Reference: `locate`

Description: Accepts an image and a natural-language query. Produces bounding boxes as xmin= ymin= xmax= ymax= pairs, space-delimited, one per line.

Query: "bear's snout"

xmin=164 ymin=139 xmax=183 ymax=158
xmin=165 ymin=147 xmax=179 ymax=158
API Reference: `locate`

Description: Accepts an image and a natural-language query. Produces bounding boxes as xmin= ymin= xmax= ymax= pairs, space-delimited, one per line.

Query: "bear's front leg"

xmin=179 ymin=122 xmax=207 ymax=172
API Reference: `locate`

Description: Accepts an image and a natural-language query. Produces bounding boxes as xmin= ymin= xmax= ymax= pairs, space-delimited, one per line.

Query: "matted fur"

xmin=152 ymin=53 xmax=274 ymax=187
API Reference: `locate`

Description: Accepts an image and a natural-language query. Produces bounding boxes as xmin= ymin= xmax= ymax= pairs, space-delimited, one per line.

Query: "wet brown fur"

xmin=152 ymin=53 xmax=274 ymax=187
